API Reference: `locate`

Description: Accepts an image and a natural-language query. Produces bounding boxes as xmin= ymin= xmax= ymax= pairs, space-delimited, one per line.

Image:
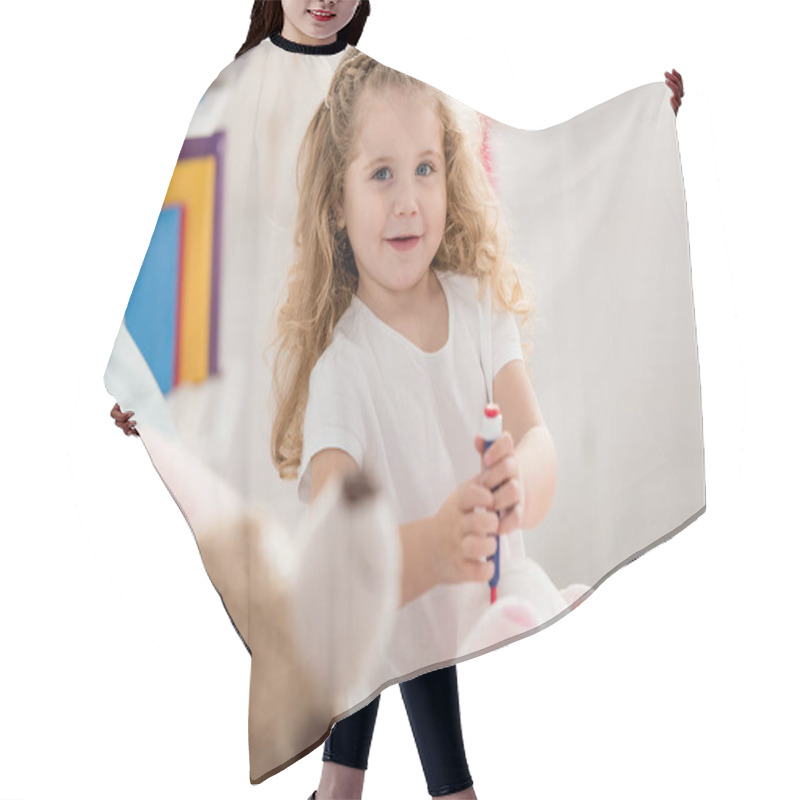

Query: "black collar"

xmin=269 ymin=32 xmax=348 ymax=55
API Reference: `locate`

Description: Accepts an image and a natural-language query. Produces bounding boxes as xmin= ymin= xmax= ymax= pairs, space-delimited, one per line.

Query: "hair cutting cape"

xmin=104 ymin=35 xmax=704 ymax=784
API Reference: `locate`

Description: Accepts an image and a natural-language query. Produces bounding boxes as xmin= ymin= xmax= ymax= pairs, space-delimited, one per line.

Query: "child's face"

xmin=281 ymin=1 xmax=361 ymax=45
xmin=341 ymin=87 xmax=447 ymax=297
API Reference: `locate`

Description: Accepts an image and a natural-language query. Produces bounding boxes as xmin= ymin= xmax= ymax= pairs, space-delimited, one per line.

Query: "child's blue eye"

xmin=372 ymin=163 xmax=436 ymax=181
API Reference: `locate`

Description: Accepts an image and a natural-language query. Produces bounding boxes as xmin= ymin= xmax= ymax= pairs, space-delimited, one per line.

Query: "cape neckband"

xmin=269 ymin=32 xmax=348 ymax=55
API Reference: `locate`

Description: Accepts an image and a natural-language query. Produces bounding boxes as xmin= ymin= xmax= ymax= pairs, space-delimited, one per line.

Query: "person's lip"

xmin=386 ymin=236 xmax=421 ymax=252
xmin=307 ymin=9 xmax=336 ymax=22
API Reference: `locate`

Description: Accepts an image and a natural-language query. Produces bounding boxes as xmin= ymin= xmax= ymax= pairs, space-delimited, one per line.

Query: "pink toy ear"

xmin=503 ymin=603 xmax=537 ymax=629
xmin=459 ymin=597 xmax=541 ymax=657
xmin=560 ymin=584 xmax=590 ymax=608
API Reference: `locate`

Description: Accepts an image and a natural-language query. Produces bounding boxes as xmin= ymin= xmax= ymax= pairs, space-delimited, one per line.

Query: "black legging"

xmin=323 ymin=664 xmax=473 ymax=797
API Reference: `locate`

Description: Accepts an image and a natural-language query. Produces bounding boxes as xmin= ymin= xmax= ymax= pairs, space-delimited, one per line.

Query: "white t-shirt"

xmin=297 ymin=269 xmax=536 ymax=677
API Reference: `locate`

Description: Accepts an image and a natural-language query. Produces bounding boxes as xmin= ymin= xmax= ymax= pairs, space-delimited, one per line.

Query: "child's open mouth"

xmin=387 ymin=236 xmax=421 ymax=252
xmin=308 ymin=9 xmax=335 ymax=22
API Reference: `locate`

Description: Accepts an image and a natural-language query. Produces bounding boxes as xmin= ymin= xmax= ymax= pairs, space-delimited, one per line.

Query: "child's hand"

xmin=474 ymin=431 xmax=526 ymax=535
xmin=431 ymin=476 xmax=500 ymax=585
xmin=665 ymin=69 xmax=684 ymax=116
xmin=111 ymin=403 xmax=139 ymax=436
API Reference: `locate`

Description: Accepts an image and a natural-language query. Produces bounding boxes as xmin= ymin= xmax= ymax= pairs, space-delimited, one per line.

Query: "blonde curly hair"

xmin=270 ymin=50 xmax=535 ymax=480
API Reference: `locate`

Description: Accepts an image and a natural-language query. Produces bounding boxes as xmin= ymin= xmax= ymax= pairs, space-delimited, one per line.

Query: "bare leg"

xmin=315 ymin=761 xmax=366 ymax=800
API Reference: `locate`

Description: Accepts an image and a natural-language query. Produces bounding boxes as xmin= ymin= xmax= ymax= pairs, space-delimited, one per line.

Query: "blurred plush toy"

xmin=131 ymin=419 xmax=588 ymax=779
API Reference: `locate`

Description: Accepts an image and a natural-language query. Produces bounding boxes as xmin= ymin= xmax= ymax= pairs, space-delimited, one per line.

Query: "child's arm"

xmin=477 ymin=359 xmax=557 ymax=532
xmin=308 ymin=448 xmax=361 ymax=504
xmin=309 ymin=448 xmax=497 ymax=607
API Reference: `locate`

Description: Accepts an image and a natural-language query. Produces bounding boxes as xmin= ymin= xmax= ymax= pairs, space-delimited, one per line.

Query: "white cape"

xmin=104 ymin=37 xmax=704 ymax=783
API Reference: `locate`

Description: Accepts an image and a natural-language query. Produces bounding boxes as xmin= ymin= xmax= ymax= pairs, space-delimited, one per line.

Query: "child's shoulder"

xmin=310 ymin=309 xmax=369 ymax=384
xmin=313 ymin=331 xmax=358 ymax=373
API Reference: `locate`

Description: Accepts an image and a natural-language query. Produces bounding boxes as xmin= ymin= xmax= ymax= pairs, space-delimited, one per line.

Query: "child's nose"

xmin=392 ymin=179 xmax=420 ymax=216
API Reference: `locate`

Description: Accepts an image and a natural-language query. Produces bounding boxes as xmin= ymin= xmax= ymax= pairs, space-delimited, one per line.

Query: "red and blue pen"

xmin=479 ymin=403 xmax=503 ymax=604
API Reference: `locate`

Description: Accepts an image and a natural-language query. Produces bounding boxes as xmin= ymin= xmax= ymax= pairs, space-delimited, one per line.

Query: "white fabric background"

xmin=1 ymin=1 xmax=797 ymax=799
